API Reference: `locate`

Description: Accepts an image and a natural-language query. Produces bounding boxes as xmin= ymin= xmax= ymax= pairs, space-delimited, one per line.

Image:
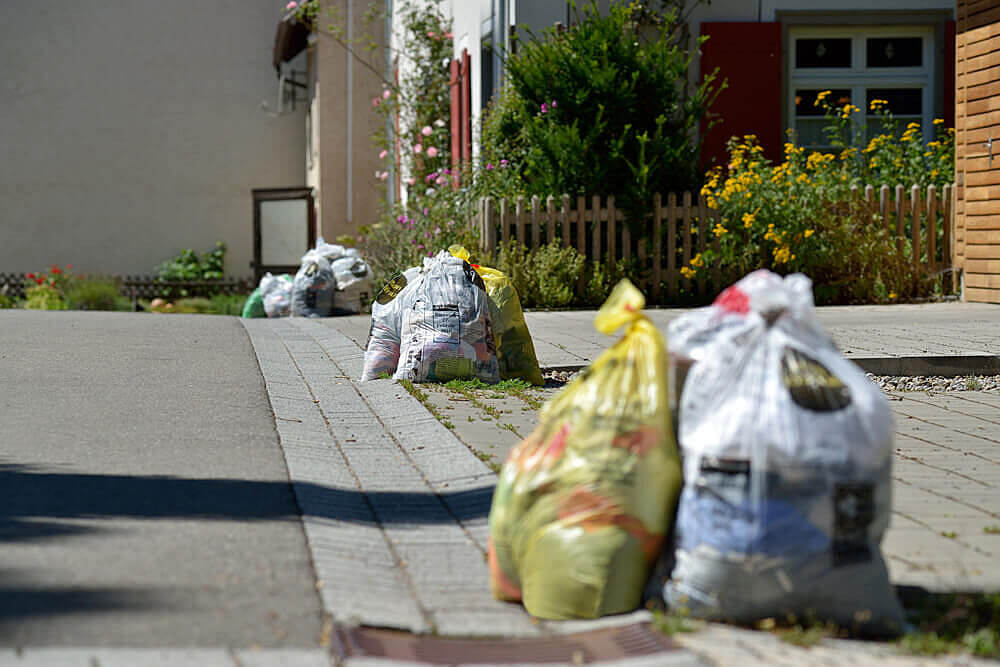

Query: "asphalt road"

xmin=0 ymin=311 xmax=323 ymax=647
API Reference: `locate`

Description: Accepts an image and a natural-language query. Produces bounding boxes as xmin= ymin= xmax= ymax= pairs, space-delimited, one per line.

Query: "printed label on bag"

xmin=781 ymin=347 xmax=852 ymax=412
xmin=375 ymin=272 xmax=409 ymax=305
xmin=833 ymin=482 xmax=874 ymax=566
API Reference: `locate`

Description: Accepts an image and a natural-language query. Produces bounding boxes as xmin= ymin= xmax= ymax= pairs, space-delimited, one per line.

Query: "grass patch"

xmin=966 ymin=375 xmax=984 ymax=390
xmin=652 ymin=608 xmax=698 ymax=636
xmin=398 ymin=379 xmax=454 ymax=430
xmin=984 ymin=525 xmax=1000 ymax=535
xmin=940 ymin=531 xmax=958 ymax=539
xmin=898 ymin=590 xmax=1000 ymax=659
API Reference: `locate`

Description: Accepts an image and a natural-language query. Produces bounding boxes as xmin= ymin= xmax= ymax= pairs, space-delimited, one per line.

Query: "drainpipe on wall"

xmin=385 ymin=0 xmax=394 ymax=208
xmin=492 ymin=0 xmax=506 ymax=97
xmin=346 ymin=0 xmax=353 ymax=225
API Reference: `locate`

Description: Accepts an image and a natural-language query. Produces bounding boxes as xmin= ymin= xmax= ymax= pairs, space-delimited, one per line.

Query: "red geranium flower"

xmin=51 ymin=267 xmax=62 ymax=275
xmin=26 ymin=272 xmax=34 ymax=279
xmin=35 ymin=278 xmax=44 ymax=285
xmin=66 ymin=264 xmax=72 ymax=270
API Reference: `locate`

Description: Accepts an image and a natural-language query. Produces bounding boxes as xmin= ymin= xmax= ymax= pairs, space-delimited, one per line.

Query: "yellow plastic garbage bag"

xmin=449 ymin=245 xmax=544 ymax=386
xmin=487 ymin=279 xmax=682 ymax=619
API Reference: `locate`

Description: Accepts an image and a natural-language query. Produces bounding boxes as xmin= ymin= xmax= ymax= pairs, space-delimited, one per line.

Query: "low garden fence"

xmin=475 ymin=183 xmax=954 ymax=302
xmin=0 ymin=274 xmax=254 ymax=306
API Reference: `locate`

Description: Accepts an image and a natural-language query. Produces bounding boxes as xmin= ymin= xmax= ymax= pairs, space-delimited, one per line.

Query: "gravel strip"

xmin=542 ymin=370 xmax=1000 ymax=393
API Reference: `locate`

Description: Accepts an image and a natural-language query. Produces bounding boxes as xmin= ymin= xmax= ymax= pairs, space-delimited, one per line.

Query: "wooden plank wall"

xmin=955 ymin=0 xmax=1000 ymax=303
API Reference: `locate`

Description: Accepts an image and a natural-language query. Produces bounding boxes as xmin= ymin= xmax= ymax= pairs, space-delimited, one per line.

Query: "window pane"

xmin=866 ymin=88 xmax=922 ymax=116
xmin=867 ymin=37 xmax=922 ymax=67
xmin=260 ymin=199 xmax=309 ymax=266
xmin=795 ymin=38 xmax=851 ymax=68
xmin=796 ymin=89 xmax=851 ymax=117
xmin=794 ymin=118 xmax=829 ymax=147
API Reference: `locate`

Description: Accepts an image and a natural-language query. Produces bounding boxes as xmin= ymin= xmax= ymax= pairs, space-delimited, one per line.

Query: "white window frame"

xmin=788 ymin=25 xmax=935 ymax=150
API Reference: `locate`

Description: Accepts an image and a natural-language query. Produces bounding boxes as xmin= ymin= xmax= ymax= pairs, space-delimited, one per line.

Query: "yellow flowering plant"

xmin=695 ymin=91 xmax=954 ymax=303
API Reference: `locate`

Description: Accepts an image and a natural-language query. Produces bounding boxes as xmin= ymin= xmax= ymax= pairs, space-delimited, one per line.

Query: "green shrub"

xmin=208 ymin=293 xmax=248 ymax=315
xmin=155 ymin=242 xmax=227 ymax=282
xmin=63 ymin=277 xmax=131 ymax=311
xmin=0 ymin=287 xmax=18 ymax=309
xmin=480 ymin=1 xmax=719 ymax=223
xmin=24 ymin=284 xmax=67 ymax=310
xmin=489 ymin=240 xmax=585 ymax=308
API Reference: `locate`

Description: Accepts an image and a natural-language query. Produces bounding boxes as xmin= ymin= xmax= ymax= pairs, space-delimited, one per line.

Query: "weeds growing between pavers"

xmin=398 ymin=379 xmax=455 ymax=430
xmin=652 ymin=592 xmax=1000 ymax=658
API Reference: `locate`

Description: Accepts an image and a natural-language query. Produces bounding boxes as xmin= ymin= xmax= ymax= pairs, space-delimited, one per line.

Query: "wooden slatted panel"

xmin=956 ymin=0 xmax=1000 ymax=302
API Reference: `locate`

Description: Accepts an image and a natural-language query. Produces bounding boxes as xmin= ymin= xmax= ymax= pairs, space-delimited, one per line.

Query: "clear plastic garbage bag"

xmin=260 ymin=273 xmax=294 ymax=318
xmin=292 ymin=242 xmax=337 ymax=318
xmin=449 ymin=245 xmax=544 ymax=386
xmin=663 ymin=269 xmax=904 ymax=636
xmin=488 ymin=279 xmax=682 ymax=619
xmin=360 ymin=266 xmax=422 ymax=381
xmin=394 ymin=251 xmax=499 ymax=383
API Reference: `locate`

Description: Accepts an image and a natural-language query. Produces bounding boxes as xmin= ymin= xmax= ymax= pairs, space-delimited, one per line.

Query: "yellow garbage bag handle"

xmin=594 ymin=279 xmax=646 ymax=335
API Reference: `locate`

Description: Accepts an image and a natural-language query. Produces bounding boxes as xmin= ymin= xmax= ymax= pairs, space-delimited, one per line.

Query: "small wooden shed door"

xmin=955 ymin=0 xmax=1000 ymax=303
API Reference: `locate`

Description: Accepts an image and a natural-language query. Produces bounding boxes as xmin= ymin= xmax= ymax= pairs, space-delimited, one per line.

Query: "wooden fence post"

xmin=911 ymin=184 xmax=921 ymax=268
xmin=607 ymin=195 xmax=616 ymax=263
xmin=652 ymin=193 xmax=662 ymax=302
xmin=516 ymin=196 xmax=526 ymax=245
xmin=942 ymin=183 xmax=953 ymax=275
xmin=682 ymin=191 xmax=692 ymax=293
xmin=546 ymin=195 xmax=556 ymax=246
xmin=576 ymin=195 xmax=587 ymax=295
xmin=895 ymin=184 xmax=905 ymax=254
xmin=667 ymin=192 xmax=677 ymax=300
xmin=484 ymin=197 xmax=495 ymax=255
xmin=592 ymin=195 xmax=602 ymax=262
xmin=531 ymin=195 xmax=541 ymax=249
xmin=926 ymin=184 xmax=937 ymax=268
xmin=500 ymin=197 xmax=510 ymax=246
xmin=561 ymin=194 xmax=570 ymax=249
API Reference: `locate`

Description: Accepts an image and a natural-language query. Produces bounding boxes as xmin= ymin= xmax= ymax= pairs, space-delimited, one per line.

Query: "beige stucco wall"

xmin=312 ymin=0 xmax=387 ymax=243
xmin=0 ymin=0 xmax=305 ymax=278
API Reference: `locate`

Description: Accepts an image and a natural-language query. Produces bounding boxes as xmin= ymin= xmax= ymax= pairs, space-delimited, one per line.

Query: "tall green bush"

xmin=480 ymin=1 xmax=719 ymax=223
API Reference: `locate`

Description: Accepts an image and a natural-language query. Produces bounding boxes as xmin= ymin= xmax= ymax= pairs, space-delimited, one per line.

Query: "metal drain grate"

xmin=335 ymin=622 xmax=679 ymax=664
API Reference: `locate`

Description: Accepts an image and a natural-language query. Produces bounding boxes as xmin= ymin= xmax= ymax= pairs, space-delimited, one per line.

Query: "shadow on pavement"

xmin=0 ymin=463 xmax=494 ymax=539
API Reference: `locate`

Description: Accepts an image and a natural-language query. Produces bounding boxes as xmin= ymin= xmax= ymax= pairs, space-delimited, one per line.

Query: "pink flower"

xmin=414 ymin=144 xmax=422 ymax=153
xmin=383 ymin=89 xmax=391 ymax=100
xmin=486 ymin=163 xmax=494 ymax=170
xmin=427 ymin=31 xmax=436 ymax=38
xmin=406 ymin=177 xmax=416 ymax=185
xmin=551 ymin=100 xmax=557 ymax=108
xmin=379 ymin=171 xmax=389 ymax=181
xmin=285 ymin=1 xmax=297 ymax=9
xmin=426 ymin=146 xmax=439 ymax=158
xmin=378 ymin=149 xmax=388 ymax=159
xmin=421 ymin=126 xmax=433 ymax=137
xmin=417 ymin=244 xmax=424 ymax=249
xmin=435 ymin=176 xmax=446 ymax=185
xmin=372 ymin=97 xmax=380 ymax=107
xmin=426 ymin=172 xmax=438 ymax=183
xmin=444 ymin=32 xmax=454 ymax=39
xmin=540 ymin=103 xmax=548 ymax=114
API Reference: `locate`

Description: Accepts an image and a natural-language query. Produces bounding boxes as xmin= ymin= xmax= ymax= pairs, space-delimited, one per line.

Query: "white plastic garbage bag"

xmin=360 ymin=266 xmax=421 ymax=381
xmin=330 ymin=252 xmax=373 ymax=315
xmin=292 ymin=243 xmax=337 ymax=317
xmin=261 ymin=273 xmax=294 ymax=318
xmin=394 ymin=251 xmax=499 ymax=383
xmin=663 ymin=269 xmax=904 ymax=636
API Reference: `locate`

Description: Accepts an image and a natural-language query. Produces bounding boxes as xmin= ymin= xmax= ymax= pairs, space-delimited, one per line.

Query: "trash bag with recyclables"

xmin=488 ymin=279 xmax=682 ymax=619
xmin=663 ymin=269 xmax=904 ymax=636
xmin=393 ymin=250 xmax=499 ymax=383
xmin=243 ymin=273 xmax=292 ymax=318
xmin=360 ymin=265 xmax=422 ymax=381
xmin=260 ymin=273 xmax=294 ymax=318
xmin=448 ymin=245 xmax=544 ymax=386
xmin=291 ymin=243 xmax=338 ymax=318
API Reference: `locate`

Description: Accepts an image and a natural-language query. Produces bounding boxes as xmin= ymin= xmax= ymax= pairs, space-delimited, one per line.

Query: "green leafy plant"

xmin=23 ymin=284 xmax=67 ymax=310
xmin=489 ymin=240 xmax=585 ymax=308
xmin=480 ymin=1 xmax=719 ymax=225
xmin=0 ymin=286 xmax=18 ymax=309
xmin=63 ymin=277 xmax=131 ymax=311
xmin=155 ymin=242 xmax=226 ymax=282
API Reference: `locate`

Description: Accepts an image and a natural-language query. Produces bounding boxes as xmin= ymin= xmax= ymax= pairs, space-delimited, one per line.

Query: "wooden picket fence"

xmin=0 ymin=273 xmax=253 ymax=306
xmin=475 ymin=183 xmax=955 ymax=303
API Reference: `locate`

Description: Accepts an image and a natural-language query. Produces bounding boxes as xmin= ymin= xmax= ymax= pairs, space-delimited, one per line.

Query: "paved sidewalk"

xmin=240 ymin=301 xmax=999 ymax=665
